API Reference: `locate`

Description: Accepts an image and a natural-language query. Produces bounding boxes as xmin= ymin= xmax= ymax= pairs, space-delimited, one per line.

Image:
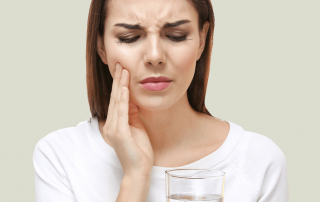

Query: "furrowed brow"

xmin=163 ymin=19 xmax=191 ymax=29
xmin=114 ymin=19 xmax=191 ymax=30
xmin=114 ymin=23 xmax=143 ymax=30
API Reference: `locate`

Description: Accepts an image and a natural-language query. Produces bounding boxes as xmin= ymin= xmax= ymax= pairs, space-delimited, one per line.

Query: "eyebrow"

xmin=114 ymin=19 xmax=191 ymax=30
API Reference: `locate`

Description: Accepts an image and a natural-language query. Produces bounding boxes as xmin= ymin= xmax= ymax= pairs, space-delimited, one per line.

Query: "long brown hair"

xmin=86 ymin=0 xmax=215 ymax=121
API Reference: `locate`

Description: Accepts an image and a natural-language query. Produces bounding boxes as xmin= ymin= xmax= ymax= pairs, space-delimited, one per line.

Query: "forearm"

xmin=116 ymin=175 xmax=151 ymax=202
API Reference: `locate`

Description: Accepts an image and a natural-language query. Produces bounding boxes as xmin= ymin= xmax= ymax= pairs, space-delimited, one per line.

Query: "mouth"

xmin=139 ymin=76 xmax=172 ymax=91
xmin=140 ymin=81 xmax=172 ymax=91
xmin=139 ymin=76 xmax=172 ymax=84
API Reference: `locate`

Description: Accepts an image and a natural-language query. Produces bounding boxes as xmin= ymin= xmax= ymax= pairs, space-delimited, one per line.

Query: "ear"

xmin=97 ymin=35 xmax=108 ymax=65
xmin=196 ymin=21 xmax=210 ymax=61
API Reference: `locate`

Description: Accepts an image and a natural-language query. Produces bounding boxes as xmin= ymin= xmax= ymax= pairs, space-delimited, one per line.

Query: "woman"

xmin=33 ymin=0 xmax=289 ymax=201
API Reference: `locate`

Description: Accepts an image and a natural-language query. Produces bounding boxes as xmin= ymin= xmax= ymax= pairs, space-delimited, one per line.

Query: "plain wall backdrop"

xmin=1 ymin=0 xmax=319 ymax=201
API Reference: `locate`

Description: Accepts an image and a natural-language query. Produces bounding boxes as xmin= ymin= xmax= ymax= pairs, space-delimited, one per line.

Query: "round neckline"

xmin=89 ymin=116 xmax=243 ymax=180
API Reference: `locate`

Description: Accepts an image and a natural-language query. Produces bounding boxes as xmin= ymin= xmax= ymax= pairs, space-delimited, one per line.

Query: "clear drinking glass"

xmin=165 ymin=169 xmax=225 ymax=202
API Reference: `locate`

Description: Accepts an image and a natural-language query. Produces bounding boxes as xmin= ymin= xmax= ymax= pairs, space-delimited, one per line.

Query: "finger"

xmin=118 ymin=85 xmax=129 ymax=134
xmin=106 ymin=63 xmax=122 ymax=126
xmin=112 ymin=68 xmax=128 ymax=128
xmin=113 ymin=65 xmax=127 ymax=125
xmin=122 ymin=68 xmax=130 ymax=89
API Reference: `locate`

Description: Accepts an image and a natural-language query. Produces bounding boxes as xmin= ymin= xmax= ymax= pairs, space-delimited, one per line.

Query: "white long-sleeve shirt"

xmin=33 ymin=116 xmax=289 ymax=201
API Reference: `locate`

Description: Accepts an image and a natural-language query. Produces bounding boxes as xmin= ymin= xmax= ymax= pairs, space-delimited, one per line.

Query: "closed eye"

xmin=167 ymin=35 xmax=188 ymax=43
xmin=117 ymin=36 xmax=140 ymax=44
xmin=117 ymin=35 xmax=190 ymax=44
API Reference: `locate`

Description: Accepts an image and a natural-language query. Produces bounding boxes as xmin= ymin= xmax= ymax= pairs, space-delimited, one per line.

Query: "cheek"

xmin=104 ymin=39 xmax=138 ymax=78
xmin=168 ymin=42 xmax=198 ymax=84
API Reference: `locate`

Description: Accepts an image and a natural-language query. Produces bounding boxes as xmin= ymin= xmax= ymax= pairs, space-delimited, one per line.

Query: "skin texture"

xmin=97 ymin=0 xmax=230 ymax=167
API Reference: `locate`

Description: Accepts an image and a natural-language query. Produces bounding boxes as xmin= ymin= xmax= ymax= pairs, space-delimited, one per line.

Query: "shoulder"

xmin=228 ymin=128 xmax=288 ymax=197
xmin=33 ymin=118 xmax=95 ymax=170
xmin=230 ymin=129 xmax=287 ymax=171
xmin=239 ymin=130 xmax=287 ymax=165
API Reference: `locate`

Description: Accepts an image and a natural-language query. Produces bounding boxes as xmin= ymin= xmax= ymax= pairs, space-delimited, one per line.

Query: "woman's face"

xmin=97 ymin=0 xmax=209 ymax=111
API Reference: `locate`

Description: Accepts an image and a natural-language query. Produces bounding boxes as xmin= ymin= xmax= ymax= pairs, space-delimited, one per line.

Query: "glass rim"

xmin=165 ymin=169 xmax=225 ymax=179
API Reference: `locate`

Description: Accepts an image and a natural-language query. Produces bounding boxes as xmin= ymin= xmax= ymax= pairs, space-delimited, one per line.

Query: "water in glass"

xmin=167 ymin=193 xmax=222 ymax=202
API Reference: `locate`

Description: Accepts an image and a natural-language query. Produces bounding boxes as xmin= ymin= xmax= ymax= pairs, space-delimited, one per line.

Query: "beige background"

xmin=1 ymin=0 xmax=319 ymax=201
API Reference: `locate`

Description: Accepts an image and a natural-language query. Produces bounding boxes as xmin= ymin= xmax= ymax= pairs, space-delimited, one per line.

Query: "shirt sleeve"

xmin=33 ymin=135 xmax=77 ymax=202
xmin=257 ymin=146 xmax=289 ymax=202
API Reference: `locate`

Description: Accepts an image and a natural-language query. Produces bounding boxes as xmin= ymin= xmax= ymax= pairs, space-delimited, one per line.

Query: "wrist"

xmin=124 ymin=168 xmax=152 ymax=180
xmin=118 ymin=174 xmax=151 ymax=202
xmin=123 ymin=173 xmax=151 ymax=184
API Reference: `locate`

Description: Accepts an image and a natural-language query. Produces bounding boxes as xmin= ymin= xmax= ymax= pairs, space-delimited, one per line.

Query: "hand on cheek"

xmin=102 ymin=62 xmax=154 ymax=177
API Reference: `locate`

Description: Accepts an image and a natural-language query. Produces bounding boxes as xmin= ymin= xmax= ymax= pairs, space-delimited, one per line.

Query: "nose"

xmin=143 ymin=34 xmax=166 ymax=67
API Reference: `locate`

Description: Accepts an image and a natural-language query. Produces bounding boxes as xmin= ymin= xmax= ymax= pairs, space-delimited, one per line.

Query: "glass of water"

xmin=165 ymin=169 xmax=225 ymax=202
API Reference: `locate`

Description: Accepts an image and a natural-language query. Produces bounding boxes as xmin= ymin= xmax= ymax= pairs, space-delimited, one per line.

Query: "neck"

xmin=138 ymin=92 xmax=202 ymax=154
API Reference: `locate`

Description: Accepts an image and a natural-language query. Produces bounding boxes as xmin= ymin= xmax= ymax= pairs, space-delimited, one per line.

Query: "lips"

xmin=140 ymin=76 xmax=172 ymax=83
xmin=139 ymin=76 xmax=172 ymax=91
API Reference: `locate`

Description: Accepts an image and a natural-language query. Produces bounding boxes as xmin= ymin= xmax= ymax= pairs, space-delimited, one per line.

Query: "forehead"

xmin=107 ymin=0 xmax=197 ymax=29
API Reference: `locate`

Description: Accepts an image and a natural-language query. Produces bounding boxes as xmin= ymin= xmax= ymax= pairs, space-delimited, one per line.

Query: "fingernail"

xmin=122 ymin=69 xmax=126 ymax=77
xmin=121 ymin=87 xmax=125 ymax=94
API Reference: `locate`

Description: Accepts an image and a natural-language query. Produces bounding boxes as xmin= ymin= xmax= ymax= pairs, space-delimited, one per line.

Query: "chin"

xmin=133 ymin=96 xmax=175 ymax=111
